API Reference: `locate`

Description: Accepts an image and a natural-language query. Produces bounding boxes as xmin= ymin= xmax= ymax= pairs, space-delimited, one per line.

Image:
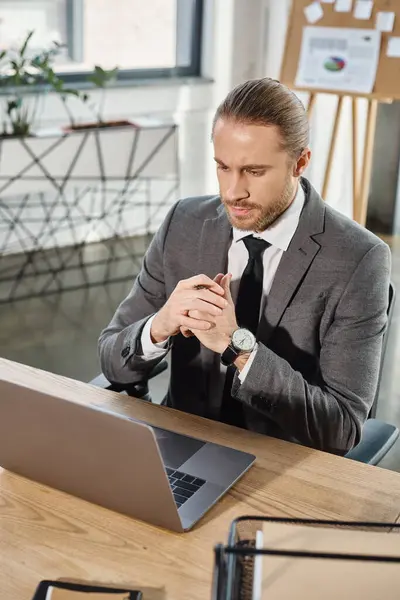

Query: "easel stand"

xmin=307 ymin=93 xmax=384 ymax=226
xmin=280 ymin=0 xmax=400 ymax=228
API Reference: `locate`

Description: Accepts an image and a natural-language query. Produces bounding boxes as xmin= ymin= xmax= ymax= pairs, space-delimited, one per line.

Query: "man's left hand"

xmin=182 ymin=273 xmax=238 ymax=354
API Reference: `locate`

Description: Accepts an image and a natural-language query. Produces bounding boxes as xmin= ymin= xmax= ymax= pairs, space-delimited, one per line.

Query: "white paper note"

xmin=376 ymin=11 xmax=395 ymax=33
xmin=354 ymin=0 xmax=373 ymax=20
xmin=321 ymin=0 xmax=335 ymax=3
xmin=295 ymin=26 xmax=381 ymax=94
xmin=252 ymin=530 xmax=264 ymax=600
xmin=335 ymin=0 xmax=353 ymax=12
xmin=304 ymin=2 xmax=324 ymax=24
xmin=387 ymin=36 xmax=400 ymax=57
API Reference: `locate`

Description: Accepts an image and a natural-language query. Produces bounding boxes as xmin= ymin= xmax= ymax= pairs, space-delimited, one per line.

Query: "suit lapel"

xmin=197 ymin=202 xmax=232 ymax=419
xmin=260 ymin=179 xmax=326 ymax=343
xmin=197 ymin=203 xmax=232 ymax=278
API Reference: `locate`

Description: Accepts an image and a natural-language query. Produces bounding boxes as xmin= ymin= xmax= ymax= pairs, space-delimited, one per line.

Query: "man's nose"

xmin=225 ymin=174 xmax=249 ymax=203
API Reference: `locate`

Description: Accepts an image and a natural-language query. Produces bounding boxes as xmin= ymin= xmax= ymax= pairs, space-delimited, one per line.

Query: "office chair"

xmin=90 ymin=283 xmax=398 ymax=466
xmin=345 ymin=282 xmax=398 ymax=465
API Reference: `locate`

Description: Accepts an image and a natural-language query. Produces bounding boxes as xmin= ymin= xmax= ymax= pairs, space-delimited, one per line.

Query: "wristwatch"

xmin=221 ymin=328 xmax=256 ymax=366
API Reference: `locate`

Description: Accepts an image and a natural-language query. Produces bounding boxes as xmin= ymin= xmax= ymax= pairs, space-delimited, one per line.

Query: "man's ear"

xmin=293 ymin=148 xmax=311 ymax=177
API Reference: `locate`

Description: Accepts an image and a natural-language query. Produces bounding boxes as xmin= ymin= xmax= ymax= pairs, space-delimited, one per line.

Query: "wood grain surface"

xmin=1 ymin=358 xmax=400 ymax=600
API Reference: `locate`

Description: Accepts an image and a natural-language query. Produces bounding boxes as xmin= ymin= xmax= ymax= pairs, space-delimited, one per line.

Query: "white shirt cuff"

xmin=238 ymin=344 xmax=259 ymax=383
xmin=140 ymin=315 xmax=169 ymax=358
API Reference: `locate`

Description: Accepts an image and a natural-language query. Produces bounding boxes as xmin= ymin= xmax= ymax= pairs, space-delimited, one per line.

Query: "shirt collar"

xmin=232 ymin=182 xmax=305 ymax=251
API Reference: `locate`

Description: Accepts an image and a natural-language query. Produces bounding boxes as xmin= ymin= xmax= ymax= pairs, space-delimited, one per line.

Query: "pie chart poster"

xmin=295 ymin=26 xmax=381 ymax=94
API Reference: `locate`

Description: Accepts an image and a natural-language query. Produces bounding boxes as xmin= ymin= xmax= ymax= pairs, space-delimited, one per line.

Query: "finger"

xmin=221 ymin=273 xmax=233 ymax=304
xmin=180 ymin=326 xmax=194 ymax=338
xmin=182 ymin=274 xmax=225 ymax=295
xmin=188 ymin=310 xmax=221 ymax=324
xmin=181 ymin=316 xmax=214 ymax=331
xmin=183 ymin=298 xmax=224 ymax=316
xmin=213 ymin=273 xmax=224 ymax=286
xmin=191 ymin=289 xmax=228 ymax=310
xmin=188 ymin=309 xmax=214 ymax=321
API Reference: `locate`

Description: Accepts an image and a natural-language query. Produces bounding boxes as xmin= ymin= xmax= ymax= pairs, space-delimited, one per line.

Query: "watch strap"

xmin=220 ymin=344 xmax=239 ymax=367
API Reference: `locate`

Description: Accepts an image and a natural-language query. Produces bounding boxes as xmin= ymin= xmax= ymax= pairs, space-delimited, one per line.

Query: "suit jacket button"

xmin=121 ymin=345 xmax=131 ymax=358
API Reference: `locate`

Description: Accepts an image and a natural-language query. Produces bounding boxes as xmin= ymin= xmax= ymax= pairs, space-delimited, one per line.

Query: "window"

xmin=0 ymin=0 xmax=203 ymax=81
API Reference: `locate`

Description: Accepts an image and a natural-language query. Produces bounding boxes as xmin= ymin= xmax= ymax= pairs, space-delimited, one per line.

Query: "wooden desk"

xmin=1 ymin=358 xmax=400 ymax=600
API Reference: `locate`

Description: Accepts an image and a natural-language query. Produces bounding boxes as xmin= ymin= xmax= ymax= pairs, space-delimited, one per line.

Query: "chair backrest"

xmin=369 ymin=281 xmax=396 ymax=419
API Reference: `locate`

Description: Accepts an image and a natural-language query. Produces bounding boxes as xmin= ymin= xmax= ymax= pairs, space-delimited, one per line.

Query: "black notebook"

xmin=32 ymin=580 xmax=142 ymax=600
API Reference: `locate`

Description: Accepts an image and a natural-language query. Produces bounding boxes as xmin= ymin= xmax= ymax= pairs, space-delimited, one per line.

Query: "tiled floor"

xmin=0 ymin=235 xmax=400 ymax=470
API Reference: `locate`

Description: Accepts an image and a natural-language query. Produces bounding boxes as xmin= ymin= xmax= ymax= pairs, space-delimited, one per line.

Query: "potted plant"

xmin=0 ymin=30 xmax=171 ymax=200
xmin=0 ymin=30 xmax=87 ymax=138
xmin=61 ymin=65 xmax=136 ymax=132
xmin=0 ymin=30 xmax=133 ymax=137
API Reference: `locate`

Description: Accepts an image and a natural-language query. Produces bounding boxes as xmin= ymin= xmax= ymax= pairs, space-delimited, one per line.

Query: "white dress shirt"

xmin=141 ymin=183 xmax=305 ymax=382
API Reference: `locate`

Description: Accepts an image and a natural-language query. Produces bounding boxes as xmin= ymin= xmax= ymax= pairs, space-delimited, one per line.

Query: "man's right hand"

xmin=150 ymin=274 xmax=227 ymax=343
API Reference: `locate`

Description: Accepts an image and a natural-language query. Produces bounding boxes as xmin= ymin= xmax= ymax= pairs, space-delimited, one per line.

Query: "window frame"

xmin=61 ymin=0 xmax=204 ymax=84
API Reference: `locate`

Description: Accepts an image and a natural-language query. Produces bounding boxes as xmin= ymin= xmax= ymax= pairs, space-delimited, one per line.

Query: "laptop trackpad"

xmin=151 ymin=426 xmax=205 ymax=470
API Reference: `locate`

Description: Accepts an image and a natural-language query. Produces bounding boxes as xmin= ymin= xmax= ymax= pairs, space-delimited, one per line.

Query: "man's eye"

xmin=217 ymin=165 xmax=229 ymax=171
xmin=248 ymin=170 xmax=263 ymax=177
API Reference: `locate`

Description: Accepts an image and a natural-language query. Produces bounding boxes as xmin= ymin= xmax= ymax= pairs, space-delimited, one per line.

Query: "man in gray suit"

xmin=99 ymin=78 xmax=391 ymax=455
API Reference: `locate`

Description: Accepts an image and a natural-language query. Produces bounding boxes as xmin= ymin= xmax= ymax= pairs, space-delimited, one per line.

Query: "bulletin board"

xmin=280 ymin=0 xmax=400 ymax=99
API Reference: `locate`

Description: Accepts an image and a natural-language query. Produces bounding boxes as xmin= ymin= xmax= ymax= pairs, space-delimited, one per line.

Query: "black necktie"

xmin=220 ymin=236 xmax=270 ymax=427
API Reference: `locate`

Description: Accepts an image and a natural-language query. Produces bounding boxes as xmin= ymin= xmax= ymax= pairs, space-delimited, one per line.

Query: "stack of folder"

xmin=213 ymin=517 xmax=400 ymax=600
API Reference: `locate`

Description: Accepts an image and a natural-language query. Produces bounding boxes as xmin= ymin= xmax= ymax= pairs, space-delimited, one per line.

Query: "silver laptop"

xmin=0 ymin=379 xmax=255 ymax=532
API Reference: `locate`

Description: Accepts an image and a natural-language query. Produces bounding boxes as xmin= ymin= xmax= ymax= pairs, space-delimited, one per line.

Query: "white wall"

xmin=40 ymin=0 xmax=363 ymax=216
xmin=1 ymin=0 xmax=361 ymax=255
xmin=6 ymin=0 xmax=270 ymax=198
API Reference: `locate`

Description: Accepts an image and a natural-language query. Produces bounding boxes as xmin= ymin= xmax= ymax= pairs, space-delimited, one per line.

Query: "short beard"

xmin=223 ymin=172 xmax=297 ymax=232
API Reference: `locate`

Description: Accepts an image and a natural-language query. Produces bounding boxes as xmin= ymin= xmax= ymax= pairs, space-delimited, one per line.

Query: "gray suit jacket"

xmin=98 ymin=178 xmax=391 ymax=455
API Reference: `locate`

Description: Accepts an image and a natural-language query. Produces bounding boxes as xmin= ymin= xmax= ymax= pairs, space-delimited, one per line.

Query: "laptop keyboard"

xmin=165 ymin=467 xmax=206 ymax=508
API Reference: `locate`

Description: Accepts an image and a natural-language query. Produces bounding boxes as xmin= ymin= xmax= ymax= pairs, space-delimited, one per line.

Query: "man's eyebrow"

xmin=241 ymin=163 xmax=270 ymax=169
xmin=214 ymin=158 xmax=270 ymax=169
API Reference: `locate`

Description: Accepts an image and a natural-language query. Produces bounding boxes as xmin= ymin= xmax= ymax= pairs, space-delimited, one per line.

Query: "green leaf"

xmin=94 ymin=65 xmax=106 ymax=76
xmin=20 ymin=30 xmax=34 ymax=57
xmin=108 ymin=67 xmax=119 ymax=78
xmin=31 ymin=56 xmax=42 ymax=68
xmin=45 ymin=70 xmax=56 ymax=83
xmin=0 ymin=50 xmax=6 ymax=61
xmin=53 ymin=79 xmax=64 ymax=92
xmin=88 ymin=74 xmax=103 ymax=88
xmin=7 ymin=99 xmax=20 ymax=114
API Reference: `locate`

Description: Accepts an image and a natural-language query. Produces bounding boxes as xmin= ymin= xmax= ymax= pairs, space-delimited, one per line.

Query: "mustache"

xmin=223 ymin=200 xmax=261 ymax=210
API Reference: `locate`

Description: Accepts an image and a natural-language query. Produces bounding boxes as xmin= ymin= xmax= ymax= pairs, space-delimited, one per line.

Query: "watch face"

xmin=232 ymin=329 xmax=256 ymax=352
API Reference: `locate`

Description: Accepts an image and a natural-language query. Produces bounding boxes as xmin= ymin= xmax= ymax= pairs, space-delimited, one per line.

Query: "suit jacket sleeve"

xmin=232 ymin=242 xmax=391 ymax=455
xmin=97 ymin=202 xmax=179 ymax=384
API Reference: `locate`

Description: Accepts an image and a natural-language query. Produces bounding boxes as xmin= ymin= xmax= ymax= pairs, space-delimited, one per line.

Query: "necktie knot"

xmin=242 ymin=235 xmax=270 ymax=259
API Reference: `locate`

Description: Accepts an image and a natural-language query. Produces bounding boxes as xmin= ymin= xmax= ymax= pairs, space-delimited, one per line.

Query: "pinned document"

xmin=354 ymin=0 xmax=374 ymax=20
xmin=387 ymin=37 xmax=400 ymax=58
xmin=304 ymin=2 xmax=324 ymax=24
xmin=295 ymin=26 xmax=381 ymax=94
xmin=376 ymin=12 xmax=395 ymax=33
xmin=335 ymin=0 xmax=353 ymax=12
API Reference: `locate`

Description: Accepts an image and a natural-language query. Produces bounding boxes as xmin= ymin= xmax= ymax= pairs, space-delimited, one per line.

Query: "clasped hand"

xmin=150 ymin=273 xmax=237 ymax=354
